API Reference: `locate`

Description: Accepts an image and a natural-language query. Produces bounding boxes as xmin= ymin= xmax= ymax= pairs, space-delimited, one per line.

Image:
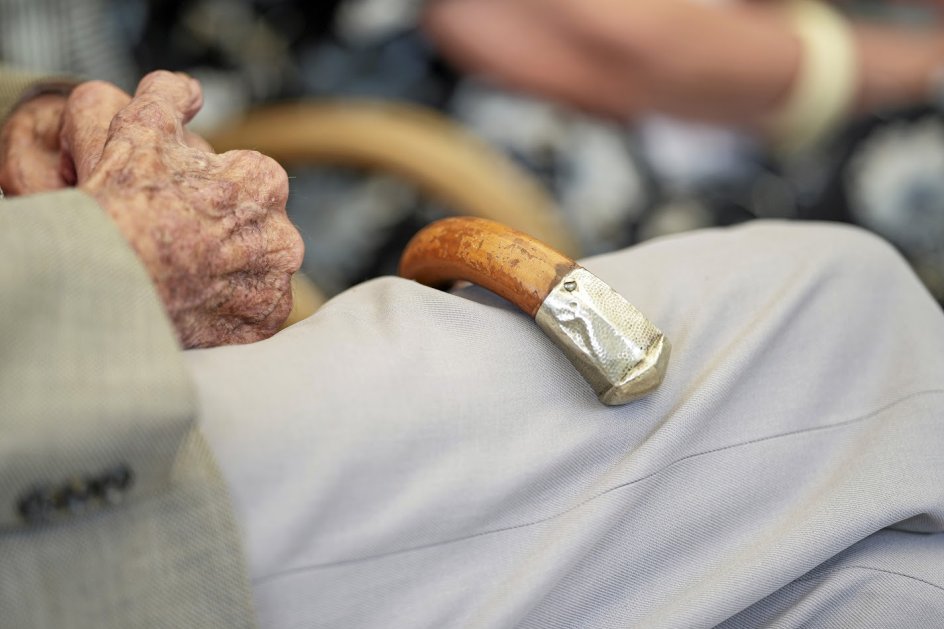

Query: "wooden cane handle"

xmin=400 ymin=216 xmax=670 ymax=405
xmin=399 ymin=217 xmax=578 ymax=317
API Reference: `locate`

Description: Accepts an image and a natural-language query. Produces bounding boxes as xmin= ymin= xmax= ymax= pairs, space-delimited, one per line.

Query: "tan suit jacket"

xmin=0 ymin=65 xmax=42 ymax=118
xmin=0 ymin=71 xmax=256 ymax=628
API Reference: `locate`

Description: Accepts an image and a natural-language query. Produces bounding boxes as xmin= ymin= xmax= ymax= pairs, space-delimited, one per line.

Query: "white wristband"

xmin=766 ymin=0 xmax=859 ymax=154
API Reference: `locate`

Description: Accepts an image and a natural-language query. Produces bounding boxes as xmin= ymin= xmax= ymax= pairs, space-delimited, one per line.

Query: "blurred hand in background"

xmin=424 ymin=0 xmax=944 ymax=134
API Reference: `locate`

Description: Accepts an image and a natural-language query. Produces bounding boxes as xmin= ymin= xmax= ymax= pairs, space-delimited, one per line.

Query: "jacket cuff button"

xmin=94 ymin=465 xmax=134 ymax=505
xmin=55 ymin=479 xmax=92 ymax=515
xmin=17 ymin=488 xmax=56 ymax=524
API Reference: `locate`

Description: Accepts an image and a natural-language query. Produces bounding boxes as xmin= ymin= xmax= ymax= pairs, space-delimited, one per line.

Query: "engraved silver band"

xmin=535 ymin=267 xmax=670 ymax=405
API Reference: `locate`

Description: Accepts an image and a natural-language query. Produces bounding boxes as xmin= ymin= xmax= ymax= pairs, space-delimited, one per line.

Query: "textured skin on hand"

xmin=0 ymin=93 xmax=69 ymax=195
xmin=59 ymin=72 xmax=304 ymax=347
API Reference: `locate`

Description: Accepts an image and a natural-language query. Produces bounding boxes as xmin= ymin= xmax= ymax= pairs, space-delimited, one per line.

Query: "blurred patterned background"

xmin=2 ymin=0 xmax=942 ymax=302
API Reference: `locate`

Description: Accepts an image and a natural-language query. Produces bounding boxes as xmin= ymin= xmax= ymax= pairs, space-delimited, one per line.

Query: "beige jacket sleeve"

xmin=0 ymin=190 xmax=256 ymax=626
xmin=0 ymin=64 xmax=47 ymax=119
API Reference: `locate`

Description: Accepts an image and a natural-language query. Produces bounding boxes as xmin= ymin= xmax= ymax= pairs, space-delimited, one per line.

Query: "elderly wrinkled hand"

xmin=0 ymin=90 xmax=70 ymax=195
xmin=1 ymin=71 xmax=304 ymax=348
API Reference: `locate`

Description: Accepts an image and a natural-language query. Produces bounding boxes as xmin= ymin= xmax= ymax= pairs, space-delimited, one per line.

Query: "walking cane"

xmin=400 ymin=217 xmax=670 ymax=405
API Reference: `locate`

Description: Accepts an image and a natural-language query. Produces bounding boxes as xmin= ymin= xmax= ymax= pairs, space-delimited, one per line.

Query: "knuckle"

xmin=226 ymin=149 xmax=289 ymax=208
xmin=263 ymin=166 xmax=289 ymax=205
xmin=117 ymin=99 xmax=177 ymax=135
xmin=260 ymin=159 xmax=289 ymax=206
xmin=280 ymin=219 xmax=305 ymax=272
xmin=253 ymin=151 xmax=286 ymax=180
xmin=264 ymin=217 xmax=305 ymax=274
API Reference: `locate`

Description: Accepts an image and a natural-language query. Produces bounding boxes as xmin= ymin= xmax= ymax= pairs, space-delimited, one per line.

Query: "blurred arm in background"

xmin=424 ymin=0 xmax=944 ymax=136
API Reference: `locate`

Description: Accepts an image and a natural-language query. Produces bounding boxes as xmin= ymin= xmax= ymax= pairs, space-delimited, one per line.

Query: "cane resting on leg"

xmin=2 ymin=66 xmax=944 ymax=628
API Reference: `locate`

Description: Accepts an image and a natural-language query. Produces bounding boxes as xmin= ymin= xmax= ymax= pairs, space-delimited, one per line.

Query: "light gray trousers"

xmin=188 ymin=221 xmax=944 ymax=628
